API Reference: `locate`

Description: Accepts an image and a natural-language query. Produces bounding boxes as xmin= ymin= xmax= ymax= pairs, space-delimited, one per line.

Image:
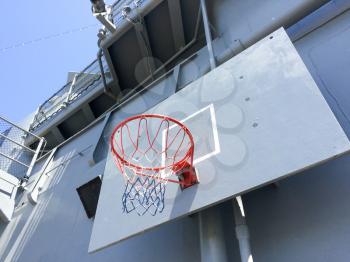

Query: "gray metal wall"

xmin=245 ymin=7 xmax=350 ymax=262
xmin=1 ymin=0 xmax=350 ymax=261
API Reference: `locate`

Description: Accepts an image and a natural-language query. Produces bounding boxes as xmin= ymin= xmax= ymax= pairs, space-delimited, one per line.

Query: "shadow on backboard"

xmin=169 ymin=183 xmax=199 ymax=219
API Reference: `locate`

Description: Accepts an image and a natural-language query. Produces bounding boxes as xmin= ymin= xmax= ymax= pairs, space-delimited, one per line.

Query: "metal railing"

xmin=0 ymin=116 xmax=45 ymax=179
xmin=29 ymin=55 xmax=111 ymax=132
xmin=28 ymin=0 xmax=149 ymax=133
xmin=110 ymin=0 xmax=147 ymax=26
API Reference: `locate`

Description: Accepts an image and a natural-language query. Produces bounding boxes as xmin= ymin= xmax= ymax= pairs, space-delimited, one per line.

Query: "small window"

xmin=76 ymin=176 xmax=102 ymax=219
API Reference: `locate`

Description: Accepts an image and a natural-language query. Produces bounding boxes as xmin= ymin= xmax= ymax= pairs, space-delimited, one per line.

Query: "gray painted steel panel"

xmin=244 ymin=8 xmax=350 ymax=262
xmin=89 ymin=28 xmax=350 ymax=252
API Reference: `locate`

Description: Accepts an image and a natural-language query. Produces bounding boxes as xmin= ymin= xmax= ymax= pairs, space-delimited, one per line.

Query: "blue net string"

xmin=122 ymin=176 xmax=166 ymax=216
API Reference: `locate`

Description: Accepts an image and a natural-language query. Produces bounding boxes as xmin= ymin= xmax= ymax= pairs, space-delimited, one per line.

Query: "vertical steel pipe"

xmin=200 ymin=0 xmax=216 ymax=70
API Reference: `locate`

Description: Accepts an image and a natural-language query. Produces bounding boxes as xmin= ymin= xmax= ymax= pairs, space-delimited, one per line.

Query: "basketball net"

xmin=110 ymin=114 xmax=197 ymax=216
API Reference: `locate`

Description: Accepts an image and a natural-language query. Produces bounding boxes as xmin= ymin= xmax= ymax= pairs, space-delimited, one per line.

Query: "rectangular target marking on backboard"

xmin=161 ymin=104 xmax=221 ymax=168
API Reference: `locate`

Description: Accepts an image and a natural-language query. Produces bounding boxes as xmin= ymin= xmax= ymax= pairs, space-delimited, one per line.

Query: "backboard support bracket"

xmin=177 ymin=165 xmax=199 ymax=190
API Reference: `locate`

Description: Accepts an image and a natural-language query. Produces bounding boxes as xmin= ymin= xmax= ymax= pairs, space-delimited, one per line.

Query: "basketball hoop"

xmin=110 ymin=114 xmax=198 ymax=216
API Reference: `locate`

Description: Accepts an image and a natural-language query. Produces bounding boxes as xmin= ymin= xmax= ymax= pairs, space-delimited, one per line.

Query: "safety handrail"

xmin=29 ymin=56 xmax=110 ymax=131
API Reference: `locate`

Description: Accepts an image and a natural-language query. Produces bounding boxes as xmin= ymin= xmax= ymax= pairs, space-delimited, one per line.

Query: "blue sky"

xmin=0 ymin=1 xmax=111 ymax=122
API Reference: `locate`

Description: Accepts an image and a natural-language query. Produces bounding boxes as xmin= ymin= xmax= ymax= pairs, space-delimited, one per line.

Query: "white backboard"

xmin=89 ymin=28 xmax=350 ymax=252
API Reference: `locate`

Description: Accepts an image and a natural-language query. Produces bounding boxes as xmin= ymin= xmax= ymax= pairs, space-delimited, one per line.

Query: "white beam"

xmin=233 ymin=197 xmax=254 ymax=262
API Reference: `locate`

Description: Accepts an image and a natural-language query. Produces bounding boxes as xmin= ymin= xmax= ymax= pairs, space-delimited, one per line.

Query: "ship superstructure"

xmin=1 ymin=1 xmax=350 ymax=261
